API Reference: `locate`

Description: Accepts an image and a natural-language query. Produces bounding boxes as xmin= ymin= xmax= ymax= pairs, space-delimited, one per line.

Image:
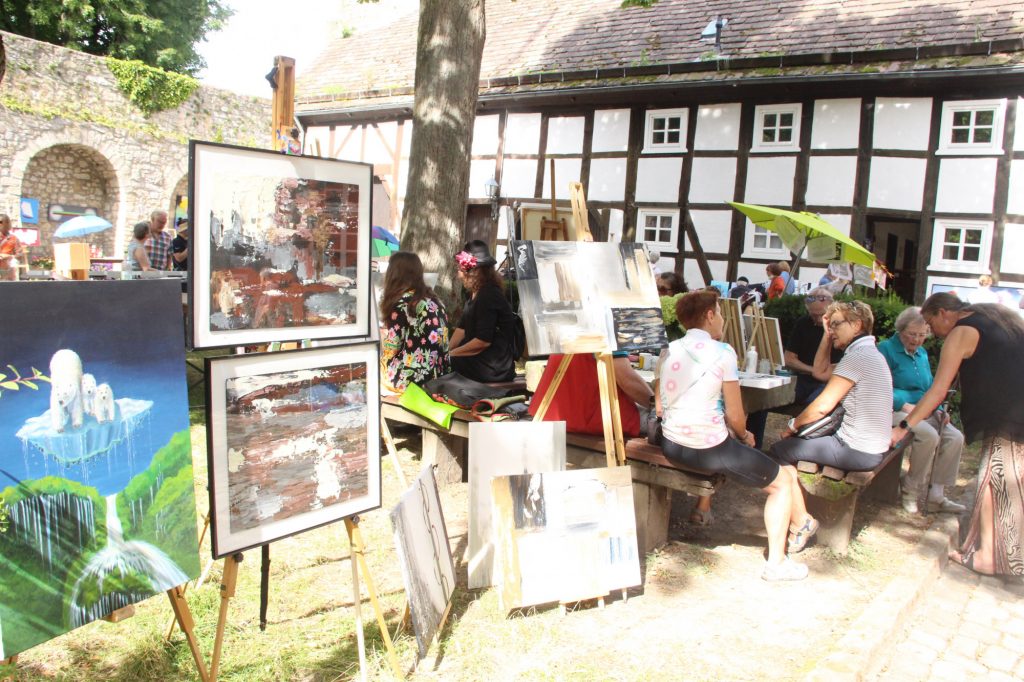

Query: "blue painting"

xmin=0 ymin=280 xmax=200 ymax=659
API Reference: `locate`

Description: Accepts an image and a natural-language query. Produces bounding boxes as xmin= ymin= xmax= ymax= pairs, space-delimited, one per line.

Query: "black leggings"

xmin=661 ymin=436 xmax=780 ymax=488
xmin=770 ymin=435 xmax=883 ymax=471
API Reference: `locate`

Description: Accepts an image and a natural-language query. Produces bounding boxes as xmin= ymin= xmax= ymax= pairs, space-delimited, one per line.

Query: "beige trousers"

xmin=893 ymin=410 xmax=965 ymax=496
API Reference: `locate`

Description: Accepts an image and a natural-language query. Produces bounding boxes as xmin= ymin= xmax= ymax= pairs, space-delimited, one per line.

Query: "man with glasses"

xmin=878 ymin=307 xmax=965 ymax=514
xmin=784 ymin=287 xmax=843 ymax=404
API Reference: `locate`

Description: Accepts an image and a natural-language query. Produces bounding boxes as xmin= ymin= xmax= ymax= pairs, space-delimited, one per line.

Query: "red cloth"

xmin=767 ymin=275 xmax=786 ymax=299
xmin=528 ymin=354 xmax=641 ymax=437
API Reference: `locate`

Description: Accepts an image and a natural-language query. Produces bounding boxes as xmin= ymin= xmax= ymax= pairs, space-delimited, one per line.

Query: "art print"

xmin=510 ymin=240 xmax=661 ymax=355
xmin=206 ymin=344 xmax=380 ymax=558
xmin=491 ymin=467 xmax=641 ymax=611
xmin=611 ymin=307 xmax=668 ymax=352
xmin=0 ymin=281 xmax=199 ymax=659
xmin=190 ymin=141 xmax=373 ymax=348
xmin=389 ymin=466 xmax=455 ymax=659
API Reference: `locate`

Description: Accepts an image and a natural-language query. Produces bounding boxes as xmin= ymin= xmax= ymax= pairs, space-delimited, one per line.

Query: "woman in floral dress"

xmin=379 ymin=251 xmax=450 ymax=392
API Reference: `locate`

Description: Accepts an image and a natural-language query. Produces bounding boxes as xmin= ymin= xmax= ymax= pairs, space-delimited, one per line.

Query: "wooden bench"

xmin=794 ymin=437 xmax=912 ymax=554
xmin=380 ymin=396 xmax=722 ymax=555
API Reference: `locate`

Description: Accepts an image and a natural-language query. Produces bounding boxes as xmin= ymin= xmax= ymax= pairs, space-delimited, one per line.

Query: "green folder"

xmin=398 ymin=382 xmax=459 ymax=429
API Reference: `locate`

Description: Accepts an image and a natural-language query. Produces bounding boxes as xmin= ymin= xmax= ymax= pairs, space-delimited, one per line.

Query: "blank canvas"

xmin=467 ymin=421 xmax=566 ymax=589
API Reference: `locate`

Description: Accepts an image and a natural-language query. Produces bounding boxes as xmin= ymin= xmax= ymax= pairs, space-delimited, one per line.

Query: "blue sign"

xmin=19 ymin=197 xmax=39 ymax=224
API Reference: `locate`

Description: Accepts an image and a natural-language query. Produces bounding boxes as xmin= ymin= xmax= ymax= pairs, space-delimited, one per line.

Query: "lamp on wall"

xmin=484 ymin=176 xmax=500 ymax=221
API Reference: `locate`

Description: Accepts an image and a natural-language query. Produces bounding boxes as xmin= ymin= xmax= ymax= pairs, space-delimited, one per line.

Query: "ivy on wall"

xmin=105 ymin=58 xmax=198 ymax=115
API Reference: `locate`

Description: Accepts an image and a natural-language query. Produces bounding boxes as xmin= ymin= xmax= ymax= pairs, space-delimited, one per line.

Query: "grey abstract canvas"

xmin=511 ymin=240 xmax=662 ymax=355
xmin=467 ymin=421 xmax=566 ymax=589
xmin=390 ymin=466 xmax=455 ymax=659
xmin=491 ymin=466 xmax=641 ymax=611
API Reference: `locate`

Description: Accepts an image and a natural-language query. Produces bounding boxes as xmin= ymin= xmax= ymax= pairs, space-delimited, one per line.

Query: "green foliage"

xmin=837 ymin=290 xmax=909 ymax=341
xmin=0 ymin=0 xmax=232 ymax=75
xmin=0 ymin=92 xmax=188 ymax=143
xmin=0 ymin=364 xmax=50 ymax=398
xmin=762 ymin=295 xmax=810 ymax=340
xmin=621 ymin=0 xmax=659 ymax=7
xmin=659 ymin=294 xmax=685 ymax=341
xmin=105 ymin=57 xmax=198 ymax=115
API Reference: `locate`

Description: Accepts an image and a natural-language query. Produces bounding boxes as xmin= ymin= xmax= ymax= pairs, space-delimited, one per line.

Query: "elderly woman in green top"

xmin=878 ymin=307 xmax=964 ymax=515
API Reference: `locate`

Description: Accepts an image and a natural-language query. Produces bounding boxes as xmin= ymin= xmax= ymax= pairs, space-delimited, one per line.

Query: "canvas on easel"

xmin=742 ymin=311 xmax=784 ymax=369
xmin=491 ymin=467 xmax=641 ymax=612
xmin=719 ymin=297 xmax=746 ymax=358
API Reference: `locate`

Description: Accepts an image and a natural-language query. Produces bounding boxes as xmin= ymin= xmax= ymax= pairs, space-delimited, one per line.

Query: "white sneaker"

xmin=901 ymin=492 xmax=919 ymax=514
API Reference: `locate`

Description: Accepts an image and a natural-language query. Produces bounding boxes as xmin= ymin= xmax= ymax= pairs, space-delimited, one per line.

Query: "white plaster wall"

xmin=400 ymin=120 xmax=413 ymax=157
xmin=657 ymin=255 xmax=676 ymax=273
xmin=873 ymin=98 xmax=933 ymax=150
xmin=1001 ymin=223 xmax=1024 ymax=275
xmin=333 ymin=125 xmax=360 ymax=160
xmin=817 ymin=213 xmax=852 ymax=236
xmin=635 ymin=157 xmax=682 ymax=203
xmin=867 ymin=157 xmax=926 ymax=211
xmin=805 ymin=156 xmax=857 ymax=207
xmin=501 ymin=158 xmax=538 ymax=198
xmin=689 ymin=157 xmax=737 ymax=204
xmin=468 ymin=159 xmax=497 ymax=199
xmin=472 ymin=115 xmax=500 ymax=155
xmin=1016 ymin=99 xmax=1024 ymax=152
xmin=744 ymin=157 xmax=796 ymax=206
xmin=607 ymin=209 xmax=624 ymax=242
xmin=541 ymin=158 xmax=583 ymax=200
xmin=934 ymin=158 xmax=998 ymax=214
xmin=504 ymin=113 xmax=542 ymax=154
xmin=811 ymin=99 xmax=861 ymax=150
xmin=798 ymin=267 xmax=828 ymax=288
xmin=363 ymin=123 xmax=395 ymax=165
xmin=588 ymin=158 xmax=627 ymax=202
xmin=736 ymin=260 xmax=772 ymax=286
xmin=694 ymin=103 xmax=742 ymax=151
xmin=682 ymin=258 xmax=728 ymax=288
xmin=546 ymin=116 xmax=586 ymax=155
xmin=1006 ymin=160 xmax=1024 ymax=215
xmin=592 ymin=109 xmax=630 ymax=153
xmin=688 ymin=209 xmax=733 ymax=253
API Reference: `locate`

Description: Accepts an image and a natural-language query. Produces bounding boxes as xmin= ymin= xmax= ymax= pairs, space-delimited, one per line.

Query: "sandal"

xmin=690 ymin=508 xmax=714 ymax=527
xmin=948 ymin=550 xmax=975 ymax=572
xmin=787 ymin=515 xmax=819 ymax=554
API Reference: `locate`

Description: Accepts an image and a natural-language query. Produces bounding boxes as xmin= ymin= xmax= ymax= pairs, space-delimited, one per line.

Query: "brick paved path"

xmin=873 ymin=563 xmax=1024 ymax=681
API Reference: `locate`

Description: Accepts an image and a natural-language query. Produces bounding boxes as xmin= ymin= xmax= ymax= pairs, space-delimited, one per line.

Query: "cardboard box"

xmin=54 ymin=242 xmax=90 ymax=280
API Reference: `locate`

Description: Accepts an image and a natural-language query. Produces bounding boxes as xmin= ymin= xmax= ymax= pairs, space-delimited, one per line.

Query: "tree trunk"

xmin=400 ymin=0 xmax=486 ymax=308
xmin=1 ymin=34 xmax=6 ymax=85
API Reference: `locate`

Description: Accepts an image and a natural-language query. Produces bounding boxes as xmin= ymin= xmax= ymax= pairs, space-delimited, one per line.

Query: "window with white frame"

xmin=643 ymin=108 xmax=688 ymax=152
xmin=742 ymin=222 xmax=789 ymax=259
xmin=938 ymin=99 xmax=1006 ymax=155
xmin=928 ymin=219 xmax=993 ymax=274
xmin=752 ymin=104 xmax=802 ymax=152
xmin=637 ymin=209 xmax=680 ymax=250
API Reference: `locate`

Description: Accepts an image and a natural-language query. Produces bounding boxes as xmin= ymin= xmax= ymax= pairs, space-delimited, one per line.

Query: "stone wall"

xmin=0 ymin=31 xmax=272 ymax=261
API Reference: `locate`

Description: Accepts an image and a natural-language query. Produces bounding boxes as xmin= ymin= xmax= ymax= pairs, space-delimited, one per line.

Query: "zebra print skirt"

xmin=961 ymin=436 xmax=1024 ymax=576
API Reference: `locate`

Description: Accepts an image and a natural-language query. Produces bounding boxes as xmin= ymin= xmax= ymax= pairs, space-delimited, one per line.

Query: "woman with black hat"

xmin=449 ymin=240 xmax=517 ymax=383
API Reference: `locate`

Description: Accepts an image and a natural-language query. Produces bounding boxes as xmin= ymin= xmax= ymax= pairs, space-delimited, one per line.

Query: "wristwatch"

xmin=898 ymin=418 xmax=910 ymax=429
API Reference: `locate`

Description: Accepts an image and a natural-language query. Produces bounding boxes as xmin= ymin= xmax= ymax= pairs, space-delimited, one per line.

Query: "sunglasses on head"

xmin=806 ymin=295 xmax=831 ymax=302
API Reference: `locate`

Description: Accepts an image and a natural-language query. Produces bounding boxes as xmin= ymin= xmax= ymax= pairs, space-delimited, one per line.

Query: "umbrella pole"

xmin=790 ymin=244 xmax=806 ymax=281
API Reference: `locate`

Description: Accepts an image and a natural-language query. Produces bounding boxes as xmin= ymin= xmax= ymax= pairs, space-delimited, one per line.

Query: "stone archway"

xmin=20 ymin=144 xmax=120 ymax=259
xmin=169 ymin=173 xmax=188 ymax=227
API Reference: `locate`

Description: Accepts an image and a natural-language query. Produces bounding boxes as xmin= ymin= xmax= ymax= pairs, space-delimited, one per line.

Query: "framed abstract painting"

xmin=205 ymin=343 xmax=380 ymax=558
xmin=0 ymin=280 xmax=199 ymax=659
xmin=189 ymin=141 xmax=373 ymax=349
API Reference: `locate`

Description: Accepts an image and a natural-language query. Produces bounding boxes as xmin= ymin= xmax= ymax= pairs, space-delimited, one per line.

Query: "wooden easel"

xmin=530 ymin=184 xmax=625 ymax=467
xmin=744 ymin=305 xmax=781 ymax=367
xmin=720 ymin=297 xmax=745 ymax=358
xmin=539 ymin=160 xmax=569 ymax=241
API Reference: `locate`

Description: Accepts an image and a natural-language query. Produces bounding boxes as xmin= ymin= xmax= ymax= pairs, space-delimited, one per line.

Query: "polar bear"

xmin=49 ymin=349 xmax=84 ymax=432
xmin=94 ymin=383 xmax=115 ymax=423
xmin=80 ymin=373 xmax=97 ymax=416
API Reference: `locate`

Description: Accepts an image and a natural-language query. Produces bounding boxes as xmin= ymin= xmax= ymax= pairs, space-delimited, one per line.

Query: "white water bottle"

xmin=745 ymin=348 xmax=758 ymax=374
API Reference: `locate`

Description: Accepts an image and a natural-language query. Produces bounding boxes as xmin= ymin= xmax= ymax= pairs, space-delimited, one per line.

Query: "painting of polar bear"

xmin=49 ymin=349 xmax=84 ymax=432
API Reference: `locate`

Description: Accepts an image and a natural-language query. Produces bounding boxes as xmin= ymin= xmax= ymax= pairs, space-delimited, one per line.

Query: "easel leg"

xmin=381 ymin=419 xmax=409 ymax=490
xmin=168 ymin=514 xmax=214 ymax=639
xmin=259 ymin=544 xmax=271 ymax=632
xmin=531 ymin=354 xmax=574 ymax=422
xmin=350 ymin=541 xmax=368 ymax=682
xmin=595 ymin=354 xmax=627 ymax=467
xmin=209 ymin=553 xmax=242 ymax=682
xmin=345 ymin=516 xmax=403 ymax=679
xmin=167 ymin=586 xmax=210 ymax=682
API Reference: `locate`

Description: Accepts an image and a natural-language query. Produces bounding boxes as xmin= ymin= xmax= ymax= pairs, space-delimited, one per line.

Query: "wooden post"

xmin=167 ymin=586 xmax=211 ymax=682
xmin=209 ymin=553 xmax=242 ymax=682
xmin=269 ymin=56 xmax=296 ymax=151
xmin=345 ymin=517 xmax=403 ymax=679
xmin=569 ymin=182 xmax=592 ymax=241
xmin=259 ymin=545 xmax=271 ymax=631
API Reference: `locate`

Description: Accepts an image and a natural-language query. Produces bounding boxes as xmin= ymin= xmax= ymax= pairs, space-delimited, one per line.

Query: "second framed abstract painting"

xmin=189 ymin=141 xmax=373 ymax=349
xmin=205 ymin=343 xmax=381 ymax=558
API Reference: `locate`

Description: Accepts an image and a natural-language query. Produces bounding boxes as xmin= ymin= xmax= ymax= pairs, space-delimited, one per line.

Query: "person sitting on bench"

xmin=772 ymin=301 xmax=894 ymax=473
xmin=658 ymin=289 xmax=812 ymax=581
xmin=449 ymin=241 xmax=517 ymax=383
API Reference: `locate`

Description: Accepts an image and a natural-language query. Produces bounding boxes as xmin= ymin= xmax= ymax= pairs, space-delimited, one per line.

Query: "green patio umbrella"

xmin=728 ymin=202 xmax=876 ymax=269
